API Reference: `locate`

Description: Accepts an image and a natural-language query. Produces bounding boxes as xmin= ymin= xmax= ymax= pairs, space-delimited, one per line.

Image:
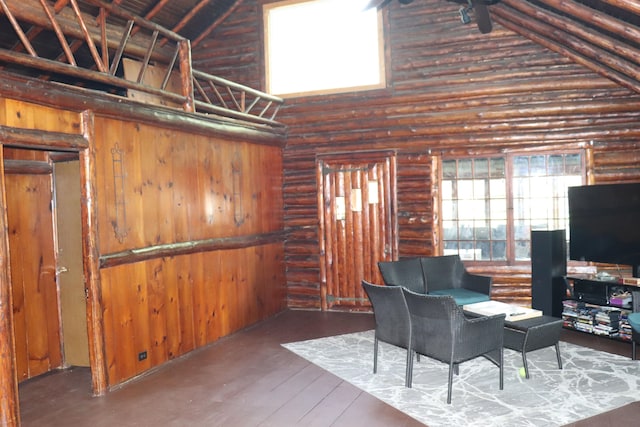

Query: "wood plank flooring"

xmin=18 ymin=309 xmax=640 ymax=426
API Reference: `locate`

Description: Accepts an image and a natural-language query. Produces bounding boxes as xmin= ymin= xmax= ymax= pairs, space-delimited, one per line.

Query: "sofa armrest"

xmin=462 ymin=271 xmax=492 ymax=296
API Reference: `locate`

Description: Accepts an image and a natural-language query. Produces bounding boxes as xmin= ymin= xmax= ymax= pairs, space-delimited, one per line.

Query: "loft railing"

xmin=0 ymin=0 xmax=283 ymax=127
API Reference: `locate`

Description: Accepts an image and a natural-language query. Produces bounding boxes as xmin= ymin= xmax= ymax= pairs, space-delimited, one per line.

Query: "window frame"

xmin=262 ymin=0 xmax=387 ymax=98
xmin=438 ymin=149 xmax=586 ymax=266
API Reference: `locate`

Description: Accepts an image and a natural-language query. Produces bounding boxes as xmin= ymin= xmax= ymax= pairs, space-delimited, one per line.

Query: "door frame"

xmin=316 ymin=150 xmax=398 ymax=310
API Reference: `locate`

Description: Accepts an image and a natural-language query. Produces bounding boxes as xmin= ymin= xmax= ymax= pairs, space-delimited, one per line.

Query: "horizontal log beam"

xmin=0 ymin=124 xmax=88 ymax=151
xmin=100 ymin=230 xmax=286 ymax=268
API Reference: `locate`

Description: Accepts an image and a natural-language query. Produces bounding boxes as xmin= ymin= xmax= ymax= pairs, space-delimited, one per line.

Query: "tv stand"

xmin=562 ymin=275 xmax=638 ymax=342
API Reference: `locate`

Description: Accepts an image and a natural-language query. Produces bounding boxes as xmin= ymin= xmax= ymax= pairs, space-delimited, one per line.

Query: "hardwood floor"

xmin=18 ymin=309 xmax=640 ymax=426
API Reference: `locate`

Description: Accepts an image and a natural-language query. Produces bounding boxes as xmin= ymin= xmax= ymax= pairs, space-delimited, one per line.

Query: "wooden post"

xmin=178 ymin=39 xmax=195 ymax=113
xmin=0 ymin=144 xmax=20 ymax=426
xmin=80 ymin=111 xmax=108 ymax=396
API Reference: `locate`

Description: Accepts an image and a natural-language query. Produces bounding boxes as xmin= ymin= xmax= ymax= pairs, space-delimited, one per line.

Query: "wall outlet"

xmin=138 ymin=351 xmax=147 ymax=361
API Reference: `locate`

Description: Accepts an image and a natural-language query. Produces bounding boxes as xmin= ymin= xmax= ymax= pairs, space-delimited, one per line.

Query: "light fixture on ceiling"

xmin=459 ymin=3 xmax=472 ymax=25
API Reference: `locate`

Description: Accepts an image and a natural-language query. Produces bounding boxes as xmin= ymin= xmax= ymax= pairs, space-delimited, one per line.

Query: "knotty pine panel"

xmin=92 ymin=117 xmax=284 ymax=255
xmin=100 ymin=243 xmax=285 ymax=386
xmin=195 ymin=0 xmax=640 ymax=308
xmin=0 ymin=97 xmax=81 ymax=134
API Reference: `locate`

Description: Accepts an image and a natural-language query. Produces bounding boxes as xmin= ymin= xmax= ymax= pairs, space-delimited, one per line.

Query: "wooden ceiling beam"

xmin=600 ymin=0 xmax=640 ymax=16
xmin=2 ymin=0 xmax=179 ymax=61
xmin=493 ymin=2 xmax=640 ymax=94
xmin=525 ymin=0 xmax=640 ymax=43
xmin=503 ymin=1 xmax=640 ymax=68
xmin=192 ymin=0 xmax=245 ymax=48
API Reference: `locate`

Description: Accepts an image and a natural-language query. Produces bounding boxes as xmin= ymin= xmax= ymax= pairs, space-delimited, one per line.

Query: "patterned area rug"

xmin=282 ymin=330 xmax=640 ymax=427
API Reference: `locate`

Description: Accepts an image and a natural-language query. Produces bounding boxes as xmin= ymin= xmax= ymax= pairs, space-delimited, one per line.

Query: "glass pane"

xmin=459 ymin=225 xmax=473 ymax=240
xmin=529 ymin=155 xmax=546 ymax=176
xmin=475 ymin=159 xmax=489 ymax=178
xmin=477 ymin=240 xmax=491 ymax=260
xmin=565 ymin=153 xmax=582 ymax=173
xmin=491 ymin=241 xmax=506 ymax=260
xmin=490 ymin=178 xmax=506 ymax=198
xmin=459 ymin=200 xmax=475 ymax=220
xmin=515 ymin=240 xmax=530 ymax=260
xmin=458 ymin=180 xmax=473 ymax=199
xmin=442 ymin=200 xmax=456 ymax=219
xmin=513 ymin=178 xmax=529 ymax=199
xmin=458 ymin=159 xmax=472 ymax=179
xmin=492 ymin=221 xmax=506 ymax=239
xmin=459 ymin=241 xmax=475 ymax=260
xmin=549 ymin=155 xmax=564 ymax=175
xmin=490 ymin=158 xmax=505 ymax=178
xmin=443 ymin=160 xmax=457 ymax=179
xmin=490 ymin=199 xmax=507 ymax=220
xmin=514 ymin=156 xmax=529 ymax=176
xmin=442 ymin=180 xmax=453 ymax=200
xmin=473 ymin=179 xmax=486 ymax=200
xmin=444 ymin=241 xmax=459 ymax=255
xmin=514 ymin=220 xmax=530 ymax=240
xmin=443 ymin=221 xmax=458 ymax=239
xmin=475 ymin=221 xmax=490 ymax=240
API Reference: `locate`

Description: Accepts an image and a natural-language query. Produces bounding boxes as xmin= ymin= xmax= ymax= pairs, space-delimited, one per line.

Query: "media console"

xmin=562 ymin=275 xmax=639 ymax=342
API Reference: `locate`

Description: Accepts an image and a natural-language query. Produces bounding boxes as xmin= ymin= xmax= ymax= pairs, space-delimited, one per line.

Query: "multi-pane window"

xmin=441 ymin=152 xmax=584 ymax=262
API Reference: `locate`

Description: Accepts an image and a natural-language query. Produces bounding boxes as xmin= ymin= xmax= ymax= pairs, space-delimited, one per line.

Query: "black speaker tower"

xmin=531 ymin=230 xmax=567 ymax=317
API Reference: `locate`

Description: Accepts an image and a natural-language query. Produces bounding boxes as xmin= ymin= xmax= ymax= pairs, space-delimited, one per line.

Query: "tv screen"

xmin=568 ymin=183 xmax=640 ymax=277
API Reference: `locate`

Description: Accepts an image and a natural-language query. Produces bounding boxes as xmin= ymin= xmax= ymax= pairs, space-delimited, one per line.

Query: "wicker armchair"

xmin=629 ymin=291 xmax=640 ymax=359
xmin=361 ymin=280 xmax=413 ymax=386
xmin=402 ymin=288 xmax=505 ymax=404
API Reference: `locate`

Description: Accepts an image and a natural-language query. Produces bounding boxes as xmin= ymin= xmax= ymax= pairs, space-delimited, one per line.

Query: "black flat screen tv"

xmin=568 ymin=182 xmax=640 ymax=278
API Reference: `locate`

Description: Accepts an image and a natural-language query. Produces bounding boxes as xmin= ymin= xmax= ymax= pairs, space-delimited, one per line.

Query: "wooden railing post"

xmin=179 ymin=39 xmax=195 ymax=113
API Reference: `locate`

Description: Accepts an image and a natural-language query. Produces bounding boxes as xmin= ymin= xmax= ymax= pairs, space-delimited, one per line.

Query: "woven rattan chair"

xmin=402 ymin=288 xmax=505 ymax=404
xmin=361 ymin=280 xmax=413 ymax=386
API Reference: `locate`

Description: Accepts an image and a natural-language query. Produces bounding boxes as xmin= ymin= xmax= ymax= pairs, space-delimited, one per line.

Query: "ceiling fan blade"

xmin=363 ymin=0 xmax=392 ymax=10
xmin=473 ymin=1 xmax=493 ymax=34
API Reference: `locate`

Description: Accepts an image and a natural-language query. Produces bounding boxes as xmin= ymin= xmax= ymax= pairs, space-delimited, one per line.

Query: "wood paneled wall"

xmin=92 ymin=116 xmax=286 ymax=385
xmin=0 ymin=80 xmax=286 ymax=409
xmin=194 ymin=0 xmax=640 ymax=309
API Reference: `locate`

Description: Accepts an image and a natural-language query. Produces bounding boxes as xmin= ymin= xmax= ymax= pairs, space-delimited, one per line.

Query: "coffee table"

xmin=503 ymin=315 xmax=564 ymax=379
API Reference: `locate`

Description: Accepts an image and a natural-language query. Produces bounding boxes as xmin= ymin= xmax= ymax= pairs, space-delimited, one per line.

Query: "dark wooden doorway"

xmin=317 ymin=152 xmax=397 ymax=310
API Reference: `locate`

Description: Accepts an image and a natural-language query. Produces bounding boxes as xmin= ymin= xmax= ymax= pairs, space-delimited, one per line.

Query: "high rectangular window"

xmin=263 ymin=0 xmax=385 ymax=97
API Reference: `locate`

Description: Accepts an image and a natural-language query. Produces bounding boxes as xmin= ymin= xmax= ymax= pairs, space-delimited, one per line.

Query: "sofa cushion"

xmin=429 ymin=288 xmax=490 ymax=306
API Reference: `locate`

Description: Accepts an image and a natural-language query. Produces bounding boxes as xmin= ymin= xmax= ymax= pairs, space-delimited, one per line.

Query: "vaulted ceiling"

xmin=0 ymin=0 xmax=639 ymax=94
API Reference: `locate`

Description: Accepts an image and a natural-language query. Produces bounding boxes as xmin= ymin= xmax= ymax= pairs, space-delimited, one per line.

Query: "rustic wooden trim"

xmin=0 ymin=72 xmax=286 ymax=146
xmin=0 ymin=146 xmax=20 ymax=426
xmin=99 ymin=231 xmax=286 ymax=269
xmin=79 ymin=110 xmax=108 ymax=397
xmin=0 ymin=125 xmax=88 ymax=151
xmin=3 ymin=159 xmax=52 ymax=175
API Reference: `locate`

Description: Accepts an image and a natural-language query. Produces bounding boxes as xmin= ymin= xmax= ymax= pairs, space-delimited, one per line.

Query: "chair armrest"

xmin=462 ymin=271 xmax=492 ymax=295
xmin=456 ymin=314 xmax=505 ymax=360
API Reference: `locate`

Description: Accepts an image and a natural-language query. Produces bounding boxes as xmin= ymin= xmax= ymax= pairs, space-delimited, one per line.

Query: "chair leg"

xmin=633 ymin=341 xmax=637 ymax=361
xmin=447 ymin=361 xmax=454 ymax=404
xmin=373 ymin=337 xmax=379 ymax=373
xmin=522 ymin=351 xmax=530 ymax=379
xmin=555 ymin=342 xmax=563 ymax=369
xmin=499 ymin=347 xmax=504 ymax=390
xmin=406 ymin=350 xmax=414 ymax=388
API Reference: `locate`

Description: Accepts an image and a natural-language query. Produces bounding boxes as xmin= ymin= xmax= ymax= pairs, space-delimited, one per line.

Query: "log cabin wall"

xmin=0 ymin=75 xmax=286 ymax=398
xmin=193 ymin=0 xmax=640 ymax=309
